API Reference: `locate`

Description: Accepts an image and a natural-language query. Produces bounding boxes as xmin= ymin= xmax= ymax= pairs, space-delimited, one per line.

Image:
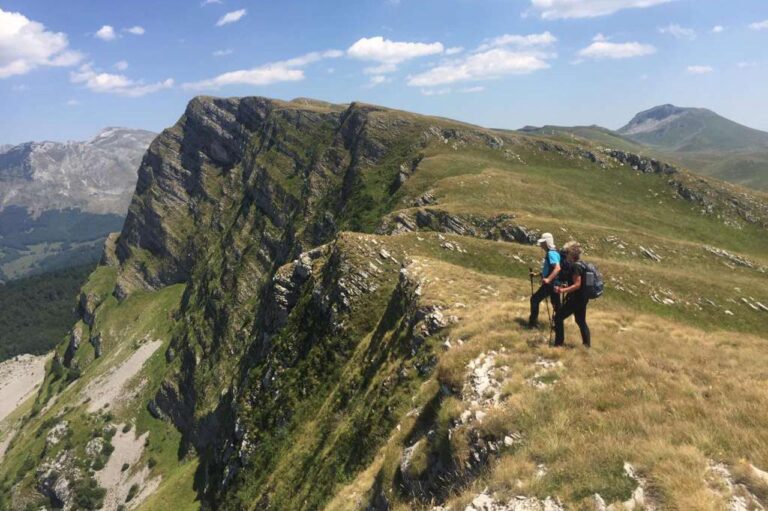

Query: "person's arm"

xmin=555 ymin=273 xmax=581 ymax=294
xmin=543 ymin=263 xmax=561 ymax=284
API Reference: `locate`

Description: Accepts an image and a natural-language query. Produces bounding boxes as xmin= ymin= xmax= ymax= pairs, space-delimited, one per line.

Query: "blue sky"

xmin=1 ymin=0 xmax=767 ymax=143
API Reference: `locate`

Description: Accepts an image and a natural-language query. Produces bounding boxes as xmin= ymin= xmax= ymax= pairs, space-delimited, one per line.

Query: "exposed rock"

xmin=63 ymin=324 xmax=83 ymax=368
xmin=595 ymin=462 xmax=657 ymax=511
xmin=708 ymin=461 xmax=766 ymax=511
xmin=639 ymin=246 xmax=662 ymax=262
xmin=45 ymin=421 xmax=69 ymax=448
xmin=90 ymin=334 xmax=103 ymax=358
xmin=460 ymin=492 xmax=565 ymax=511
xmin=0 ymin=128 xmax=156 ymax=216
xmin=36 ymin=450 xmax=78 ymax=510
xmin=607 ymin=150 xmax=677 ymax=175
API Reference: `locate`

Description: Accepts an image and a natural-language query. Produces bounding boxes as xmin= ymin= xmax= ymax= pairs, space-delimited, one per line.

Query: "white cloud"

xmin=477 ymin=31 xmax=557 ymax=51
xmin=461 ymin=86 xmax=485 ymax=93
xmin=282 ymin=50 xmax=343 ymax=67
xmin=201 ymin=0 xmax=222 ymax=5
xmin=367 ymin=75 xmax=390 ymax=87
xmin=421 ymin=88 xmax=451 ymax=96
xmin=347 ymin=36 xmax=444 ymax=64
xmin=407 ymin=48 xmax=551 ymax=87
xmin=0 ymin=8 xmax=83 ymax=79
xmin=445 ymin=46 xmax=464 ymax=55
xmin=115 ymin=60 xmax=129 ymax=70
xmin=70 ymin=63 xmax=173 ymax=96
xmin=125 ymin=26 xmax=145 ymax=36
xmin=95 ymin=25 xmax=116 ymax=41
xmin=737 ymin=61 xmax=758 ymax=68
xmin=529 ymin=0 xmax=675 ymax=19
xmin=577 ymin=35 xmax=656 ymax=60
xmin=712 ymin=25 xmax=725 ymax=33
xmin=11 ymin=83 xmax=28 ymax=91
xmin=686 ymin=65 xmax=713 ymax=74
xmin=216 ymin=9 xmax=246 ymax=27
xmin=749 ymin=19 xmax=768 ymax=31
xmin=213 ymin=49 xmax=234 ymax=57
xmin=363 ymin=63 xmax=397 ymax=75
xmin=658 ymin=24 xmax=696 ymax=40
xmin=183 ymin=49 xmax=341 ymax=90
xmin=65 ymin=99 xmax=80 ymax=106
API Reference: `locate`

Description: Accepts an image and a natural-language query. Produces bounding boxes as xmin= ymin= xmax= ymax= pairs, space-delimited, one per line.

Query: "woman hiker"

xmin=528 ymin=232 xmax=561 ymax=329
xmin=553 ymin=241 xmax=591 ymax=348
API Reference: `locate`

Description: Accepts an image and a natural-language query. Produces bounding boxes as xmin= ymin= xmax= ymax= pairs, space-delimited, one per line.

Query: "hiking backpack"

xmin=582 ymin=262 xmax=604 ymax=299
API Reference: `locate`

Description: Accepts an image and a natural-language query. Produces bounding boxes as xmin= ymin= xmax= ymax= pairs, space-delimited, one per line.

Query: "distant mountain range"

xmin=0 ymin=128 xmax=155 ymax=280
xmin=521 ymin=104 xmax=768 ymax=191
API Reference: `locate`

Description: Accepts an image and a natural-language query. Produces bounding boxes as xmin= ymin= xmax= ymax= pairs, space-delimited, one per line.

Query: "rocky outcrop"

xmin=63 ymin=325 xmax=83 ymax=368
xmin=379 ymin=209 xmax=540 ymax=246
xmin=607 ymin=150 xmax=677 ymax=175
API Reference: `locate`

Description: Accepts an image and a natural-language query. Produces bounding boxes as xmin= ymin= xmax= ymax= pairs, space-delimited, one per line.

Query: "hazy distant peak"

xmin=619 ymin=104 xmax=768 ymax=152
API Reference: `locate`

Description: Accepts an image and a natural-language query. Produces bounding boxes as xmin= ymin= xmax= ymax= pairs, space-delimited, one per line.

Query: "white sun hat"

xmin=537 ymin=232 xmax=556 ymax=250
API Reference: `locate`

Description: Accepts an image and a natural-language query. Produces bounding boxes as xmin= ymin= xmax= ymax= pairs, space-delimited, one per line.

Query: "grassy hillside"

xmin=516 ymin=125 xmax=645 ymax=153
xmin=0 ymin=263 xmax=94 ymax=362
xmin=1 ymin=97 xmax=767 ymax=511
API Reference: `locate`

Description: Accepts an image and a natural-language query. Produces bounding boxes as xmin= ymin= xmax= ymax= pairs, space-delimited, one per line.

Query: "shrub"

xmin=126 ymin=484 xmax=140 ymax=502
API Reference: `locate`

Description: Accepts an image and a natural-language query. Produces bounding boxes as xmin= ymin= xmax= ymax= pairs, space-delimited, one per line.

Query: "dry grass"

xmin=387 ymin=255 xmax=768 ymax=509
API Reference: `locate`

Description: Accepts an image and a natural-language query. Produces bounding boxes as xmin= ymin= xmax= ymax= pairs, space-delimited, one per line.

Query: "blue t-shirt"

xmin=542 ymin=249 xmax=560 ymax=278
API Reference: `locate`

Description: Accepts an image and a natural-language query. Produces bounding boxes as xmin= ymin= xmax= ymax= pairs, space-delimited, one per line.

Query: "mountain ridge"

xmin=520 ymin=104 xmax=768 ymax=191
xmin=0 ymin=127 xmax=156 ymax=215
xmin=1 ymin=96 xmax=767 ymax=511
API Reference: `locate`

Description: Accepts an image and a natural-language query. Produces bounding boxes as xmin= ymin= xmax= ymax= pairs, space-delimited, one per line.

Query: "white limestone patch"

xmin=96 ymin=425 xmax=161 ymax=510
xmin=445 ymin=492 xmax=564 ymax=511
xmin=464 ymin=351 xmax=507 ymax=409
xmin=0 ymin=353 xmax=49 ymax=422
xmin=85 ymin=340 xmax=162 ymax=413
xmin=527 ymin=357 xmax=563 ymax=390
xmin=708 ymin=461 xmax=766 ymax=511
xmin=593 ymin=462 xmax=657 ymax=511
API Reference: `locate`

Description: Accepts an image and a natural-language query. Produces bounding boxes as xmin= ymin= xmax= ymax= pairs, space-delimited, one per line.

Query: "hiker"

xmin=553 ymin=241 xmax=591 ymax=348
xmin=528 ymin=232 xmax=561 ymax=329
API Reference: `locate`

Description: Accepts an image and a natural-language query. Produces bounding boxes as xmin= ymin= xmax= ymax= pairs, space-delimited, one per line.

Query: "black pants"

xmin=554 ymin=295 xmax=590 ymax=346
xmin=529 ymin=282 xmax=561 ymax=326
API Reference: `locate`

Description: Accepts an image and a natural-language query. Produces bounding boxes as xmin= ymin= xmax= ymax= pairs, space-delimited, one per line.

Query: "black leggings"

xmin=554 ymin=295 xmax=590 ymax=346
xmin=529 ymin=283 xmax=561 ymax=326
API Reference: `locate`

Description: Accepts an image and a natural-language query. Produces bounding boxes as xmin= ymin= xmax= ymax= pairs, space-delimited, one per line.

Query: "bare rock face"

xmin=0 ymin=128 xmax=156 ymax=216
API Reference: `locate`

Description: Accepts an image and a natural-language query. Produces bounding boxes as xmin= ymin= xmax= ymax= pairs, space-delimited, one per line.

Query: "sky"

xmin=1 ymin=0 xmax=767 ymax=144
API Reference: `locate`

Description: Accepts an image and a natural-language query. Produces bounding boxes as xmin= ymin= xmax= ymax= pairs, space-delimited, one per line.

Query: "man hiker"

xmin=553 ymin=241 xmax=591 ymax=348
xmin=528 ymin=232 xmax=561 ymax=329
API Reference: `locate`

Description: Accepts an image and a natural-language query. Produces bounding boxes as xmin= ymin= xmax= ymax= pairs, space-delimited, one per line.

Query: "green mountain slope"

xmin=617 ymin=104 xmax=768 ymax=190
xmin=2 ymin=97 xmax=768 ymax=511
xmin=618 ymin=104 xmax=768 ymax=153
xmin=522 ymin=105 xmax=768 ymax=191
